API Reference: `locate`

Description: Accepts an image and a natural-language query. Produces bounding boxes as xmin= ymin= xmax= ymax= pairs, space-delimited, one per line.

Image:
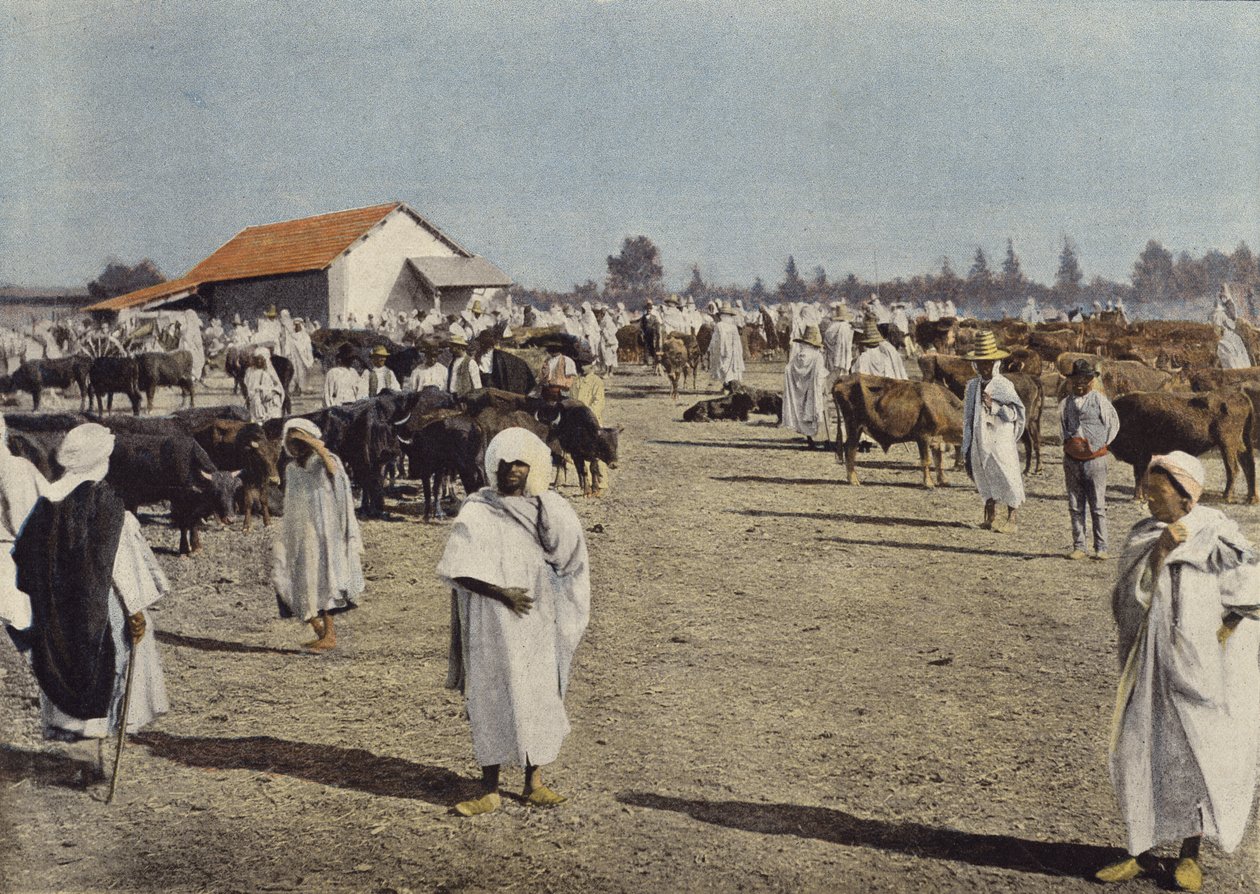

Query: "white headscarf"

xmin=281 ymin=418 xmax=322 ymax=458
xmin=47 ymin=423 xmax=115 ymax=502
xmin=484 ymin=427 xmax=552 ymax=497
xmin=1147 ymin=450 xmax=1206 ymax=506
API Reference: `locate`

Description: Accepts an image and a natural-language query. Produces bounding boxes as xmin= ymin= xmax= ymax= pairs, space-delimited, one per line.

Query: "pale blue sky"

xmin=1 ymin=0 xmax=1257 ymax=291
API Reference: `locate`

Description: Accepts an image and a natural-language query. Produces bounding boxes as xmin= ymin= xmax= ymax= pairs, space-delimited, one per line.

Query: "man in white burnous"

xmin=437 ymin=427 xmax=591 ymax=817
xmin=961 ymin=330 xmax=1025 ymax=533
xmin=1095 ymin=452 xmax=1260 ymax=893
xmin=707 ymin=302 xmax=745 ymax=392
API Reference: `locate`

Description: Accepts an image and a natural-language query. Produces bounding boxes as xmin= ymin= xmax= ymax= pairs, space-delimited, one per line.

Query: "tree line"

xmin=510 ymin=235 xmax=1260 ymax=319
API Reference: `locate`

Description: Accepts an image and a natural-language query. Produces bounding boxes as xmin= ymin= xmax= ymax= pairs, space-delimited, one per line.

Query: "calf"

xmin=87 ymin=356 xmax=142 ymax=415
xmin=660 ymin=336 xmax=696 ymax=402
xmin=137 ymin=350 xmax=195 ymax=411
xmin=107 ymin=433 xmax=240 ymax=555
xmin=402 ymin=410 xmax=486 ymax=521
xmin=193 ymin=420 xmax=282 ymax=531
xmin=832 ymin=374 xmax=964 ymax=488
xmin=550 ymin=399 xmax=620 ymax=496
xmin=1110 ymin=390 xmax=1256 ymax=503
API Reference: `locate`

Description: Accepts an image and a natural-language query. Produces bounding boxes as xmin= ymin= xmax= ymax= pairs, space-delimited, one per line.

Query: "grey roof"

xmin=408 ymin=255 xmax=512 ymax=289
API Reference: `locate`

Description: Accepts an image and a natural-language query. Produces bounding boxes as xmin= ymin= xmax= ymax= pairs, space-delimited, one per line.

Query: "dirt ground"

xmin=2 ymin=360 xmax=1259 ymax=894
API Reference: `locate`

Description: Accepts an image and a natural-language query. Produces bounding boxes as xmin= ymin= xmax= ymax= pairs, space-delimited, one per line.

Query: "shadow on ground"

xmin=732 ymin=508 xmax=974 ymax=530
xmin=617 ymin=792 xmax=1119 ymax=880
xmin=0 ymin=745 xmax=100 ymax=789
xmin=155 ymin=630 xmax=305 ymax=657
xmin=135 ymin=732 xmax=467 ymax=806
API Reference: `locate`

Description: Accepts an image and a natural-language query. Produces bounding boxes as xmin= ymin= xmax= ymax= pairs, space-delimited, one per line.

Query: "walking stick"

xmin=106 ymin=638 xmax=138 ymax=805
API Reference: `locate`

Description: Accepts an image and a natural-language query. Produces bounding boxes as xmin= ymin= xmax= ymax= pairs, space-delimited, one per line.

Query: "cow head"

xmin=198 ymin=468 xmax=240 ymax=525
xmin=596 ymin=426 xmax=621 ymax=468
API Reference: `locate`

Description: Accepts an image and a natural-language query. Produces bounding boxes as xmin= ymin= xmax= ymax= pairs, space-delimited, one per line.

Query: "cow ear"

xmin=230 ymin=469 xmax=242 ymax=478
xmin=200 ymin=470 xmax=214 ymax=482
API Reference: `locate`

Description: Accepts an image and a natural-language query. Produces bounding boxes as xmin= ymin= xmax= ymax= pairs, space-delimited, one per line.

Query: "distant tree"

xmin=1201 ymin=249 xmax=1232 ymax=293
xmin=1131 ymin=239 xmax=1176 ymax=308
xmin=605 ymin=236 xmax=664 ymax=296
xmin=936 ymin=257 xmax=963 ymax=304
xmin=1172 ymin=251 xmax=1207 ymax=302
xmin=839 ymin=273 xmax=862 ymax=304
xmin=807 ymin=265 xmax=831 ymax=302
xmin=1054 ymin=237 xmax=1083 ymax=303
xmin=1231 ymin=242 xmax=1258 ymax=286
xmin=749 ymin=277 xmax=768 ymax=303
xmin=86 ymin=258 xmax=165 ymax=301
xmin=777 ymin=255 xmax=807 ymax=303
xmin=683 ymin=264 xmax=706 ymax=299
xmin=1001 ymin=238 xmax=1024 ymax=290
xmin=966 ymin=246 xmax=994 ymax=309
xmin=572 ymin=279 xmax=600 ymax=303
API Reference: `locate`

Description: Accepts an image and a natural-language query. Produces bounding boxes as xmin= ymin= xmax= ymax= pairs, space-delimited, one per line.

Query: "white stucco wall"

xmin=332 ymin=208 xmax=459 ymax=324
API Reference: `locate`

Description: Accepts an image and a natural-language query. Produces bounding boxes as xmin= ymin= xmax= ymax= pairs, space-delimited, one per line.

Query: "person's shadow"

xmin=0 ymin=745 xmax=101 ymax=789
xmin=135 ymin=732 xmax=468 ymax=806
xmin=617 ymin=792 xmax=1121 ymax=880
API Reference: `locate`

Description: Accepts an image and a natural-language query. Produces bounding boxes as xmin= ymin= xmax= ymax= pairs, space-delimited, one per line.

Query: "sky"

xmin=1 ymin=0 xmax=1257 ymax=292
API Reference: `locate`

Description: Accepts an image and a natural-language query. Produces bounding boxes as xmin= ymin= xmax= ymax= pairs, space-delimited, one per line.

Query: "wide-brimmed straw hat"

xmin=718 ymin=302 xmax=737 ymax=316
xmin=448 ymin=334 xmax=469 ymax=347
xmin=857 ymin=317 xmax=884 ymax=347
xmin=963 ymin=330 xmax=1010 ymax=361
xmin=832 ymin=304 xmax=851 ymax=321
xmin=264 ymin=304 xmax=278 ymax=319
xmin=794 ymin=324 xmax=824 ymax=349
xmin=371 ymin=345 xmax=390 ymax=358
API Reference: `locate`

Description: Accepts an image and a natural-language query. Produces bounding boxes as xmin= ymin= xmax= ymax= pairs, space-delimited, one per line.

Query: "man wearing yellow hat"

xmin=782 ymin=324 xmax=830 ymax=449
xmin=851 ymin=317 xmax=907 ymax=379
xmin=361 ymin=345 xmax=401 ymax=396
xmin=962 ymin=331 xmax=1026 ymax=532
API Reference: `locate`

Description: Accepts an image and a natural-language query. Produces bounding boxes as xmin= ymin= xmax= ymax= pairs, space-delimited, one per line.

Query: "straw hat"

xmin=718 ymin=302 xmax=737 ymax=316
xmin=471 ymin=300 xmax=483 ymax=313
xmin=448 ymin=334 xmax=469 ymax=347
xmin=264 ymin=304 xmax=278 ymax=319
xmin=962 ymin=330 xmax=1010 ymax=361
xmin=857 ymin=317 xmax=884 ymax=347
xmin=794 ymin=324 xmax=824 ymax=349
xmin=832 ymin=304 xmax=851 ymax=321
xmin=371 ymin=345 xmax=390 ymax=358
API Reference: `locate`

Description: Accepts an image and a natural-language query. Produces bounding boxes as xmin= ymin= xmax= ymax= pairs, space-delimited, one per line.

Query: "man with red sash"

xmin=1060 ymin=359 xmax=1120 ymax=560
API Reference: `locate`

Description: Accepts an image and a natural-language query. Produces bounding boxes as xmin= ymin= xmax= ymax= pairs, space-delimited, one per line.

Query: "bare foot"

xmin=306 ymin=637 xmax=336 ymax=652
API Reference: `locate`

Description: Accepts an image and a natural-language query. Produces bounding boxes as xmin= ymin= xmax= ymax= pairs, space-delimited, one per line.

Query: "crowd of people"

xmin=2 ymin=287 xmax=1260 ymax=890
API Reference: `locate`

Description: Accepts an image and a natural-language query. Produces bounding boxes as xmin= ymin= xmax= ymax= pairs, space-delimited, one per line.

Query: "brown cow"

xmin=832 ymin=374 xmax=963 ymax=488
xmin=1053 ymin=353 xmax=1170 ymax=400
xmin=191 ymin=419 xmax=282 ymax=532
xmin=1186 ymin=367 xmax=1260 ymax=394
xmin=1003 ymin=347 xmax=1043 ymax=378
xmin=916 ymin=354 xmax=1044 ymax=474
xmin=1110 ymin=390 xmax=1256 ymax=503
xmin=660 ymin=335 xmax=697 ymax=402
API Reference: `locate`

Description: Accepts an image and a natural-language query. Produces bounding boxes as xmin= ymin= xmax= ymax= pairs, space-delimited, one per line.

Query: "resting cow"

xmin=832 ymin=374 xmax=964 ymax=488
xmin=683 ymin=391 xmax=755 ymax=422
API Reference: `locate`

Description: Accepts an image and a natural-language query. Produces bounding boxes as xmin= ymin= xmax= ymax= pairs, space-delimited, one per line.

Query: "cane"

xmin=106 ymin=635 xmax=138 ymax=805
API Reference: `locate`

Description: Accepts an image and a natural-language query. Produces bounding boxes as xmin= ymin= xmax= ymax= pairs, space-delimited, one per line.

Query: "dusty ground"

xmin=2 ymin=360 xmax=1259 ymax=894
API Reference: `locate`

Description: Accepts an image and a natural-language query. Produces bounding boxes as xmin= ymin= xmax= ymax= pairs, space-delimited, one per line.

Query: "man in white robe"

xmin=1097 ymin=452 xmax=1260 ymax=892
xmin=781 ymin=325 xmax=829 ymax=448
xmin=707 ymin=303 xmax=745 ymax=391
xmin=253 ymin=306 xmax=282 ymax=350
xmin=961 ymin=332 xmax=1026 ymax=532
xmin=244 ymin=347 xmax=286 ymax=423
xmin=324 ymin=345 xmax=363 ymax=407
xmin=852 ymin=318 xmax=907 ymax=379
xmin=272 ymin=419 xmax=364 ymax=652
xmin=13 ymin=424 xmax=169 ymax=751
xmin=446 ymin=336 xmax=482 ymax=396
xmin=177 ymin=310 xmax=206 ymax=382
xmin=289 ymin=320 xmax=316 ymax=394
xmin=822 ymin=304 xmax=854 ymax=374
xmin=406 ymin=348 xmax=448 ymax=392
xmin=0 ymin=416 xmax=47 ymax=632
xmin=596 ymin=308 xmax=620 ymax=376
xmin=437 ymin=428 xmax=591 ymax=816
xmin=660 ymin=296 xmax=687 ymax=336
xmin=1212 ymin=288 xmax=1251 ymax=369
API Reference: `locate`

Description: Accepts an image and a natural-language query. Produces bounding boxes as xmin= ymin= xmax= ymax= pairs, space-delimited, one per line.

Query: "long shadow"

xmin=135 ymin=732 xmax=467 ymax=806
xmin=155 ymin=630 xmax=305 ymax=657
xmin=617 ymin=793 xmax=1118 ymax=880
xmin=0 ymin=745 xmax=99 ymax=789
xmin=714 ymin=475 xmax=839 ymax=486
xmin=817 ymin=535 xmax=1062 ymax=560
xmin=732 ymin=508 xmax=973 ymax=530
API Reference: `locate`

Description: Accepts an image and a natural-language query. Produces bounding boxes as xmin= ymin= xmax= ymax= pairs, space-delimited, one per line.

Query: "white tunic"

xmin=406 ymin=363 xmax=448 ymax=392
xmin=822 ymin=321 xmax=853 ymax=374
xmin=707 ymin=318 xmax=745 ymax=385
xmin=272 ymin=454 xmax=364 ymax=621
xmin=852 ymin=346 xmax=904 ymax=379
xmin=962 ymin=373 xmax=1026 ymax=508
xmin=1110 ymin=506 xmax=1260 ymax=854
xmin=781 ymin=344 xmax=828 ymax=438
xmin=437 ymin=490 xmax=590 ymax=768
xmin=0 ymin=451 xmax=46 ymax=630
xmin=324 ymin=367 xmax=363 ymax=406
xmin=359 ymin=366 xmax=401 ymax=396
xmin=41 ymin=513 xmax=170 ymax=740
xmin=244 ymin=364 xmax=285 ymax=423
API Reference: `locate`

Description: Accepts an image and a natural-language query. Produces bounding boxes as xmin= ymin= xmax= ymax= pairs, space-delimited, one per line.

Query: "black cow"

xmin=193 ymin=420 xmax=282 ymax=531
xmin=279 ymin=398 xmax=400 ymax=518
xmin=683 ymin=391 xmax=756 ymax=422
xmin=88 ymin=356 xmax=142 ymax=415
xmin=548 ymin=399 xmax=620 ymax=496
xmin=402 ymin=411 xmax=486 ymax=521
xmin=137 ymin=350 xmax=195 ymax=411
xmin=107 ymin=433 xmax=238 ymax=555
xmin=171 ymin=404 xmax=250 ymax=427
xmin=10 ymin=357 xmax=91 ymax=411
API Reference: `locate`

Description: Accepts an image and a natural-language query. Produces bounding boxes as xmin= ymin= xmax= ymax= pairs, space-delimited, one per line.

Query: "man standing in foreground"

xmin=1097 ymin=452 xmax=1260 ymax=892
xmin=961 ymin=330 xmax=1025 ymax=533
xmin=437 ymin=428 xmax=591 ymax=817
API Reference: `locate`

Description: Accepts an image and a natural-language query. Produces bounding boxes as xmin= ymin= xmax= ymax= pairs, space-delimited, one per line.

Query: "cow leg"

xmin=1220 ymin=442 xmax=1238 ymax=502
xmin=145 ymin=388 xmax=155 ymax=414
xmin=178 ymin=526 xmax=191 ymax=556
xmin=129 ymin=390 xmax=141 ymax=416
xmin=933 ymin=444 xmax=947 ymax=486
xmin=918 ymin=440 xmax=934 ymax=488
xmin=844 ymin=440 xmax=860 ymax=486
xmin=952 ymin=444 xmax=964 ymax=471
xmin=190 ymin=524 xmax=202 ymax=554
xmin=576 ymin=459 xmax=589 ymax=497
xmin=31 ymin=388 xmax=39 ymax=412
xmin=260 ymin=482 xmax=273 ymax=526
xmin=1133 ymin=457 xmax=1150 ymax=502
xmin=187 ymin=381 xmax=195 ymax=408
xmin=242 ymin=486 xmax=255 ymax=533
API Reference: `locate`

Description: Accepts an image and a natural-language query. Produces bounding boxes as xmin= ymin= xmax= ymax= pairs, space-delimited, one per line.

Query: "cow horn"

xmin=200 ymin=470 xmax=214 ymax=482
xmin=230 ymin=469 xmax=242 ymax=478
xmin=249 ymin=440 xmax=261 ymax=449
xmin=397 ymin=435 xmax=413 ymax=446
xmin=393 ymin=413 xmax=412 ymax=427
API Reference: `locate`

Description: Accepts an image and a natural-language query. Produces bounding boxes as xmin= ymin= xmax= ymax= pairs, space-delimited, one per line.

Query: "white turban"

xmin=57 ymin=423 xmax=116 ymax=474
xmin=1148 ymin=451 xmax=1206 ymax=505
xmin=281 ymin=418 xmax=322 ymax=457
xmin=484 ymin=427 xmax=552 ymax=497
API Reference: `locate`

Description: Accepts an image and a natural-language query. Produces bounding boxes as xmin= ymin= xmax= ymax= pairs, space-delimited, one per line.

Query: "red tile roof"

xmin=84 ymin=202 xmax=463 ymax=312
